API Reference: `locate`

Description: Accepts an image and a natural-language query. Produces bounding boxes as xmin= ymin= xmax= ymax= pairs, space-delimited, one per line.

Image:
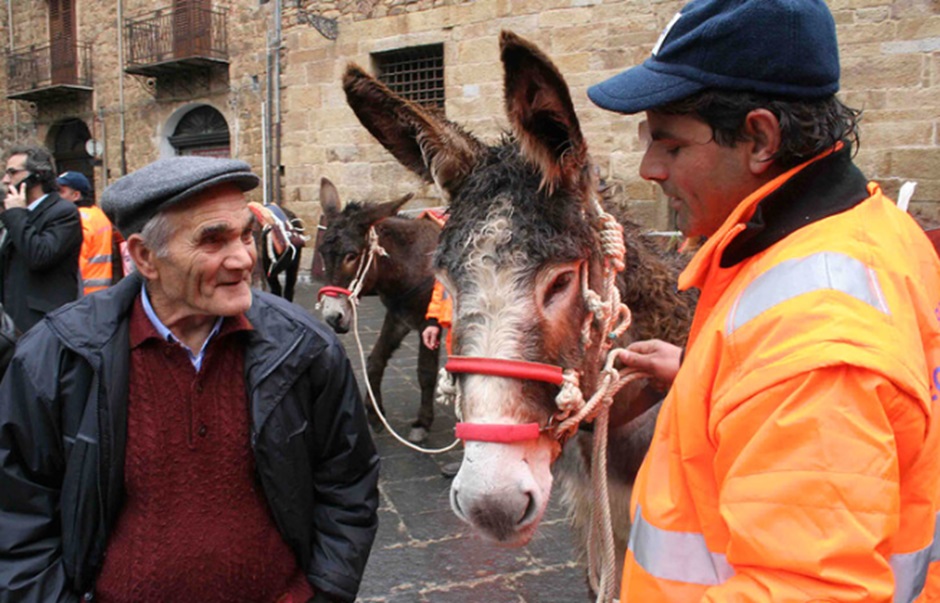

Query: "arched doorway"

xmin=48 ymin=118 xmax=94 ymax=195
xmin=168 ymin=105 xmax=231 ymax=157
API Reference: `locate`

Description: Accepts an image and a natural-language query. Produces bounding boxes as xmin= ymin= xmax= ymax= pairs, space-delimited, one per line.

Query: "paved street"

xmin=293 ymin=281 xmax=593 ymax=602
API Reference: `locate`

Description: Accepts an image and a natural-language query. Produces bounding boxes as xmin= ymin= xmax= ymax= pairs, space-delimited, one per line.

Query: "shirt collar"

xmin=139 ymin=283 xmax=225 ymax=371
xmin=27 ymin=193 xmax=49 ymax=212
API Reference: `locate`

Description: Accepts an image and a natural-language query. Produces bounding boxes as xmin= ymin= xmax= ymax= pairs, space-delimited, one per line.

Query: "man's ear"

xmin=127 ymin=234 xmax=158 ymax=280
xmin=743 ymin=109 xmax=782 ymax=176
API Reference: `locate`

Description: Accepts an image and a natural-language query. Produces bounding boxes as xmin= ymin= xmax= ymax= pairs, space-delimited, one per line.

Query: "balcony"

xmin=6 ymin=42 xmax=93 ymax=102
xmin=124 ymin=5 xmax=228 ymax=78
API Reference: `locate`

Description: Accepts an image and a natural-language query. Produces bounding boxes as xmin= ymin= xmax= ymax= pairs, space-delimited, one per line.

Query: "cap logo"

xmin=652 ymin=11 xmax=682 ymax=57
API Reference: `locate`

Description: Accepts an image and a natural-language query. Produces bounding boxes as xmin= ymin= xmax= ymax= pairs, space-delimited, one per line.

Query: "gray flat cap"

xmin=101 ymin=156 xmax=260 ymax=237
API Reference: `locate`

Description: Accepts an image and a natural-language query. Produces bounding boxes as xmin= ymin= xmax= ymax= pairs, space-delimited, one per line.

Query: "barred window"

xmin=372 ymin=43 xmax=444 ymax=111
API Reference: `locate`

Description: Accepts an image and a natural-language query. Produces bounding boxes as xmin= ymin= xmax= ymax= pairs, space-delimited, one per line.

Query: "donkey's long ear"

xmin=343 ymin=64 xmax=486 ymax=200
xmin=501 ymin=31 xmax=590 ymax=195
xmin=360 ymin=192 xmax=415 ymax=226
xmin=320 ymin=177 xmax=342 ymax=222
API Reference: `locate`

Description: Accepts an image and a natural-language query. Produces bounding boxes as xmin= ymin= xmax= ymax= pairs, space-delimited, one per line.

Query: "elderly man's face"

xmin=151 ymin=183 xmax=257 ymax=318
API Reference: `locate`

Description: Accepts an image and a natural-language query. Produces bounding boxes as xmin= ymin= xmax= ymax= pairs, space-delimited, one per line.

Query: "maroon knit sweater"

xmin=94 ymin=299 xmax=315 ymax=603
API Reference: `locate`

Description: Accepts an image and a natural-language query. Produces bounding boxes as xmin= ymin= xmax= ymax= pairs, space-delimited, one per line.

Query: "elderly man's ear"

xmin=744 ymin=109 xmax=783 ymax=176
xmin=126 ymin=235 xmax=158 ymax=280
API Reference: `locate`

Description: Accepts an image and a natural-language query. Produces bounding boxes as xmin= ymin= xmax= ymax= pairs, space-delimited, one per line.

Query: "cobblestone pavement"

xmin=293 ymin=281 xmax=593 ymax=602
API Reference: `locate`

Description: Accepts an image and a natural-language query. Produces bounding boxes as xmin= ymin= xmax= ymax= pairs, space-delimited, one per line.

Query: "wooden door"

xmin=173 ymin=0 xmax=211 ymax=59
xmin=49 ymin=0 xmax=77 ymax=84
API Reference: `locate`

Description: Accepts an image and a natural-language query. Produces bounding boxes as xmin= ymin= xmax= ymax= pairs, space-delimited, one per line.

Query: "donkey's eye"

xmin=544 ymin=271 xmax=575 ymax=307
xmin=343 ymin=252 xmax=359 ymax=265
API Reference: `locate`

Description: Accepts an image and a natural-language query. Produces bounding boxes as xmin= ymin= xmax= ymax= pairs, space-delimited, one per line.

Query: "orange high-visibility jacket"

xmin=623 ymin=148 xmax=940 ymax=602
xmin=77 ymin=205 xmax=114 ymax=295
xmin=425 ymin=279 xmax=453 ymax=354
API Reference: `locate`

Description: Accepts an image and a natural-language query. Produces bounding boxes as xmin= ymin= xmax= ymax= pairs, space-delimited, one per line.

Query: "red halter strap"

xmin=446 ymin=356 xmax=564 ymax=443
xmin=455 ymin=422 xmax=541 ymax=443
xmin=444 ymin=356 xmax=565 ymax=385
xmin=317 ymin=285 xmax=353 ymax=301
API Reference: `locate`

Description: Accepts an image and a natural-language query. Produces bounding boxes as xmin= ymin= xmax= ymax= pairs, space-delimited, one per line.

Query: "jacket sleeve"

xmin=424 ymin=280 xmax=452 ymax=329
xmin=0 ymin=329 xmax=81 ymax=603
xmin=307 ymin=342 xmax=379 ymax=603
xmin=703 ymin=365 xmax=924 ymax=602
xmin=0 ymin=202 xmax=82 ymax=271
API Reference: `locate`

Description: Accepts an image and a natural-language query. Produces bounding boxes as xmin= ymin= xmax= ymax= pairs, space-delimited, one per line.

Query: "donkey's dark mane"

xmin=436 ymin=137 xmax=596 ymax=280
xmin=320 ymin=199 xmax=417 ymax=253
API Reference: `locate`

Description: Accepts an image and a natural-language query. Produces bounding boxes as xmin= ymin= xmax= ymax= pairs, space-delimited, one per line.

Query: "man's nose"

xmin=639 ymin=149 xmax=666 ymax=182
xmin=227 ymin=239 xmax=256 ymax=270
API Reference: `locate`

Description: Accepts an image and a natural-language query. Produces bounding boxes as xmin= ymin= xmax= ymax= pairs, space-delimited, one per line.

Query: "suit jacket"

xmin=0 ymin=192 xmax=82 ymax=332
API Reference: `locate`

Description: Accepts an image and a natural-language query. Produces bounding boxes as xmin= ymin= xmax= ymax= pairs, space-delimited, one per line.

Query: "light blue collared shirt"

xmin=140 ymin=284 xmax=223 ymax=372
xmin=26 ymin=193 xmax=49 ymax=212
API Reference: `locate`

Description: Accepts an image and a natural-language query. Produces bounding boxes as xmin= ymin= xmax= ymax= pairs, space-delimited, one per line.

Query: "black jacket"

xmin=0 ymin=192 xmax=82 ymax=333
xmin=0 ymin=273 xmax=380 ymax=603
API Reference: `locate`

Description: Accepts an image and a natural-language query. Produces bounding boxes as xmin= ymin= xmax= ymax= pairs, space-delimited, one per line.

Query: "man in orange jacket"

xmin=58 ymin=171 xmax=119 ymax=295
xmin=589 ymin=1 xmax=940 ymax=601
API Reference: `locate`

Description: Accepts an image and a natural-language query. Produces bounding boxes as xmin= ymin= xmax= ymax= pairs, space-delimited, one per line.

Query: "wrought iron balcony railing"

xmin=6 ymin=41 xmax=93 ymax=101
xmin=125 ymin=5 xmax=228 ymax=76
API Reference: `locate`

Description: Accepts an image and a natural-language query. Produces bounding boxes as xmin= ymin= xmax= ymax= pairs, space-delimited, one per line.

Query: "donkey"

xmin=249 ymin=203 xmax=306 ymax=302
xmin=343 ymin=31 xmax=696 ymax=597
xmin=316 ymin=177 xmax=444 ymax=443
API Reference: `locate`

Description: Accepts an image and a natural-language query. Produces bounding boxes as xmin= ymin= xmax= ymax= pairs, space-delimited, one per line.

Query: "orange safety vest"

xmin=78 ymin=205 xmax=114 ymax=295
xmin=425 ymin=279 xmax=453 ymax=354
xmin=623 ymin=151 xmax=940 ymax=602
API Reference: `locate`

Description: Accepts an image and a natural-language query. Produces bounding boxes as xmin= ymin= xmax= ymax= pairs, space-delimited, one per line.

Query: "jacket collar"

xmin=680 ymin=144 xmax=870 ymax=290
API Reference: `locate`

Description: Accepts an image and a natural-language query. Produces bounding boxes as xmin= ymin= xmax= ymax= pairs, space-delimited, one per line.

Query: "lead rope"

xmin=340 ymin=227 xmax=461 ymax=455
xmin=555 ymin=198 xmax=643 ymax=603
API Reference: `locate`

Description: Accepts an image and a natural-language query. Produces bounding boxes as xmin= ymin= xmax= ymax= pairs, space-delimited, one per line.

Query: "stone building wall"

xmin=281 ymin=0 xmax=940 ymax=240
xmin=1 ymin=0 xmax=271 ymax=200
xmin=1 ymin=0 xmax=937 ymax=276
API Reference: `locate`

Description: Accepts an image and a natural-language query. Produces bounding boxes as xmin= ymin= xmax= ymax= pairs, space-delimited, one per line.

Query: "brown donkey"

xmin=316 ymin=177 xmax=445 ymax=443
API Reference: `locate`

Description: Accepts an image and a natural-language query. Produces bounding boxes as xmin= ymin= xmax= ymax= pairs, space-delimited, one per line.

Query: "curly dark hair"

xmin=657 ymin=91 xmax=862 ymax=170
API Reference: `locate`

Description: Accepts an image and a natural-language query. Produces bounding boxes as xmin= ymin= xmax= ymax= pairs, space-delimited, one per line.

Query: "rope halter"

xmin=315 ymin=226 xmax=387 ymax=310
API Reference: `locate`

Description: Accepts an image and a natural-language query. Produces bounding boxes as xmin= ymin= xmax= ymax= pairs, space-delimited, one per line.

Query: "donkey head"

xmin=344 ymin=31 xmax=614 ymax=546
xmin=317 ymin=176 xmax=413 ymax=333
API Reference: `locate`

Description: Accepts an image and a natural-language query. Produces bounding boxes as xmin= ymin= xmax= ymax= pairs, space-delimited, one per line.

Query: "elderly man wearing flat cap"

xmin=589 ymin=0 xmax=940 ymax=600
xmin=0 ymin=156 xmax=379 ymax=603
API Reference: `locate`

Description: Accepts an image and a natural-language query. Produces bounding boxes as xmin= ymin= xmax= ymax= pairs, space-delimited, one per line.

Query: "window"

xmin=372 ymin=43 xmax=444 ymax=111
xmin=168 ymin=105 xmax=230 ymax=157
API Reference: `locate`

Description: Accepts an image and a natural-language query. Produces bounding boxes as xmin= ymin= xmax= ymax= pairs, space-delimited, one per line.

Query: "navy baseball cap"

xmin=57 ymin=171 xmax=91 ymax=195
xmin=587 ymin=0 xmax=840 ymax=115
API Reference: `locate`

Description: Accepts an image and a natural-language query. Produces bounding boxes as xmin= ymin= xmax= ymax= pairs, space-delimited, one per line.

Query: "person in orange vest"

xmin=588 ymin=1 xmax=940 ymax=601
xmin=421 ymin=280 xmax=452 ymax=355
xmin=57 ymin=171 xmax=119 ymax=295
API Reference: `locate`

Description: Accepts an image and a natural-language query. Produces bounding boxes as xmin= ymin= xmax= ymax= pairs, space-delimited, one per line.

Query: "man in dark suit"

xmin=0 ymin=144 xmax=82 ymax=332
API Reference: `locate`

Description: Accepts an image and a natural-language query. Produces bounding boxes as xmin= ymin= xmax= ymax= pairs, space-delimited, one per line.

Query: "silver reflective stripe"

xmin=629 ymin=505 xmax=734 ymax=585
xmin=727 ymin=252 xmax=889 ymax=335
xmin=891 ymin=510 xmax=940 ymax=603
xmin=87 ymin=255 xmax=111 ymax=264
